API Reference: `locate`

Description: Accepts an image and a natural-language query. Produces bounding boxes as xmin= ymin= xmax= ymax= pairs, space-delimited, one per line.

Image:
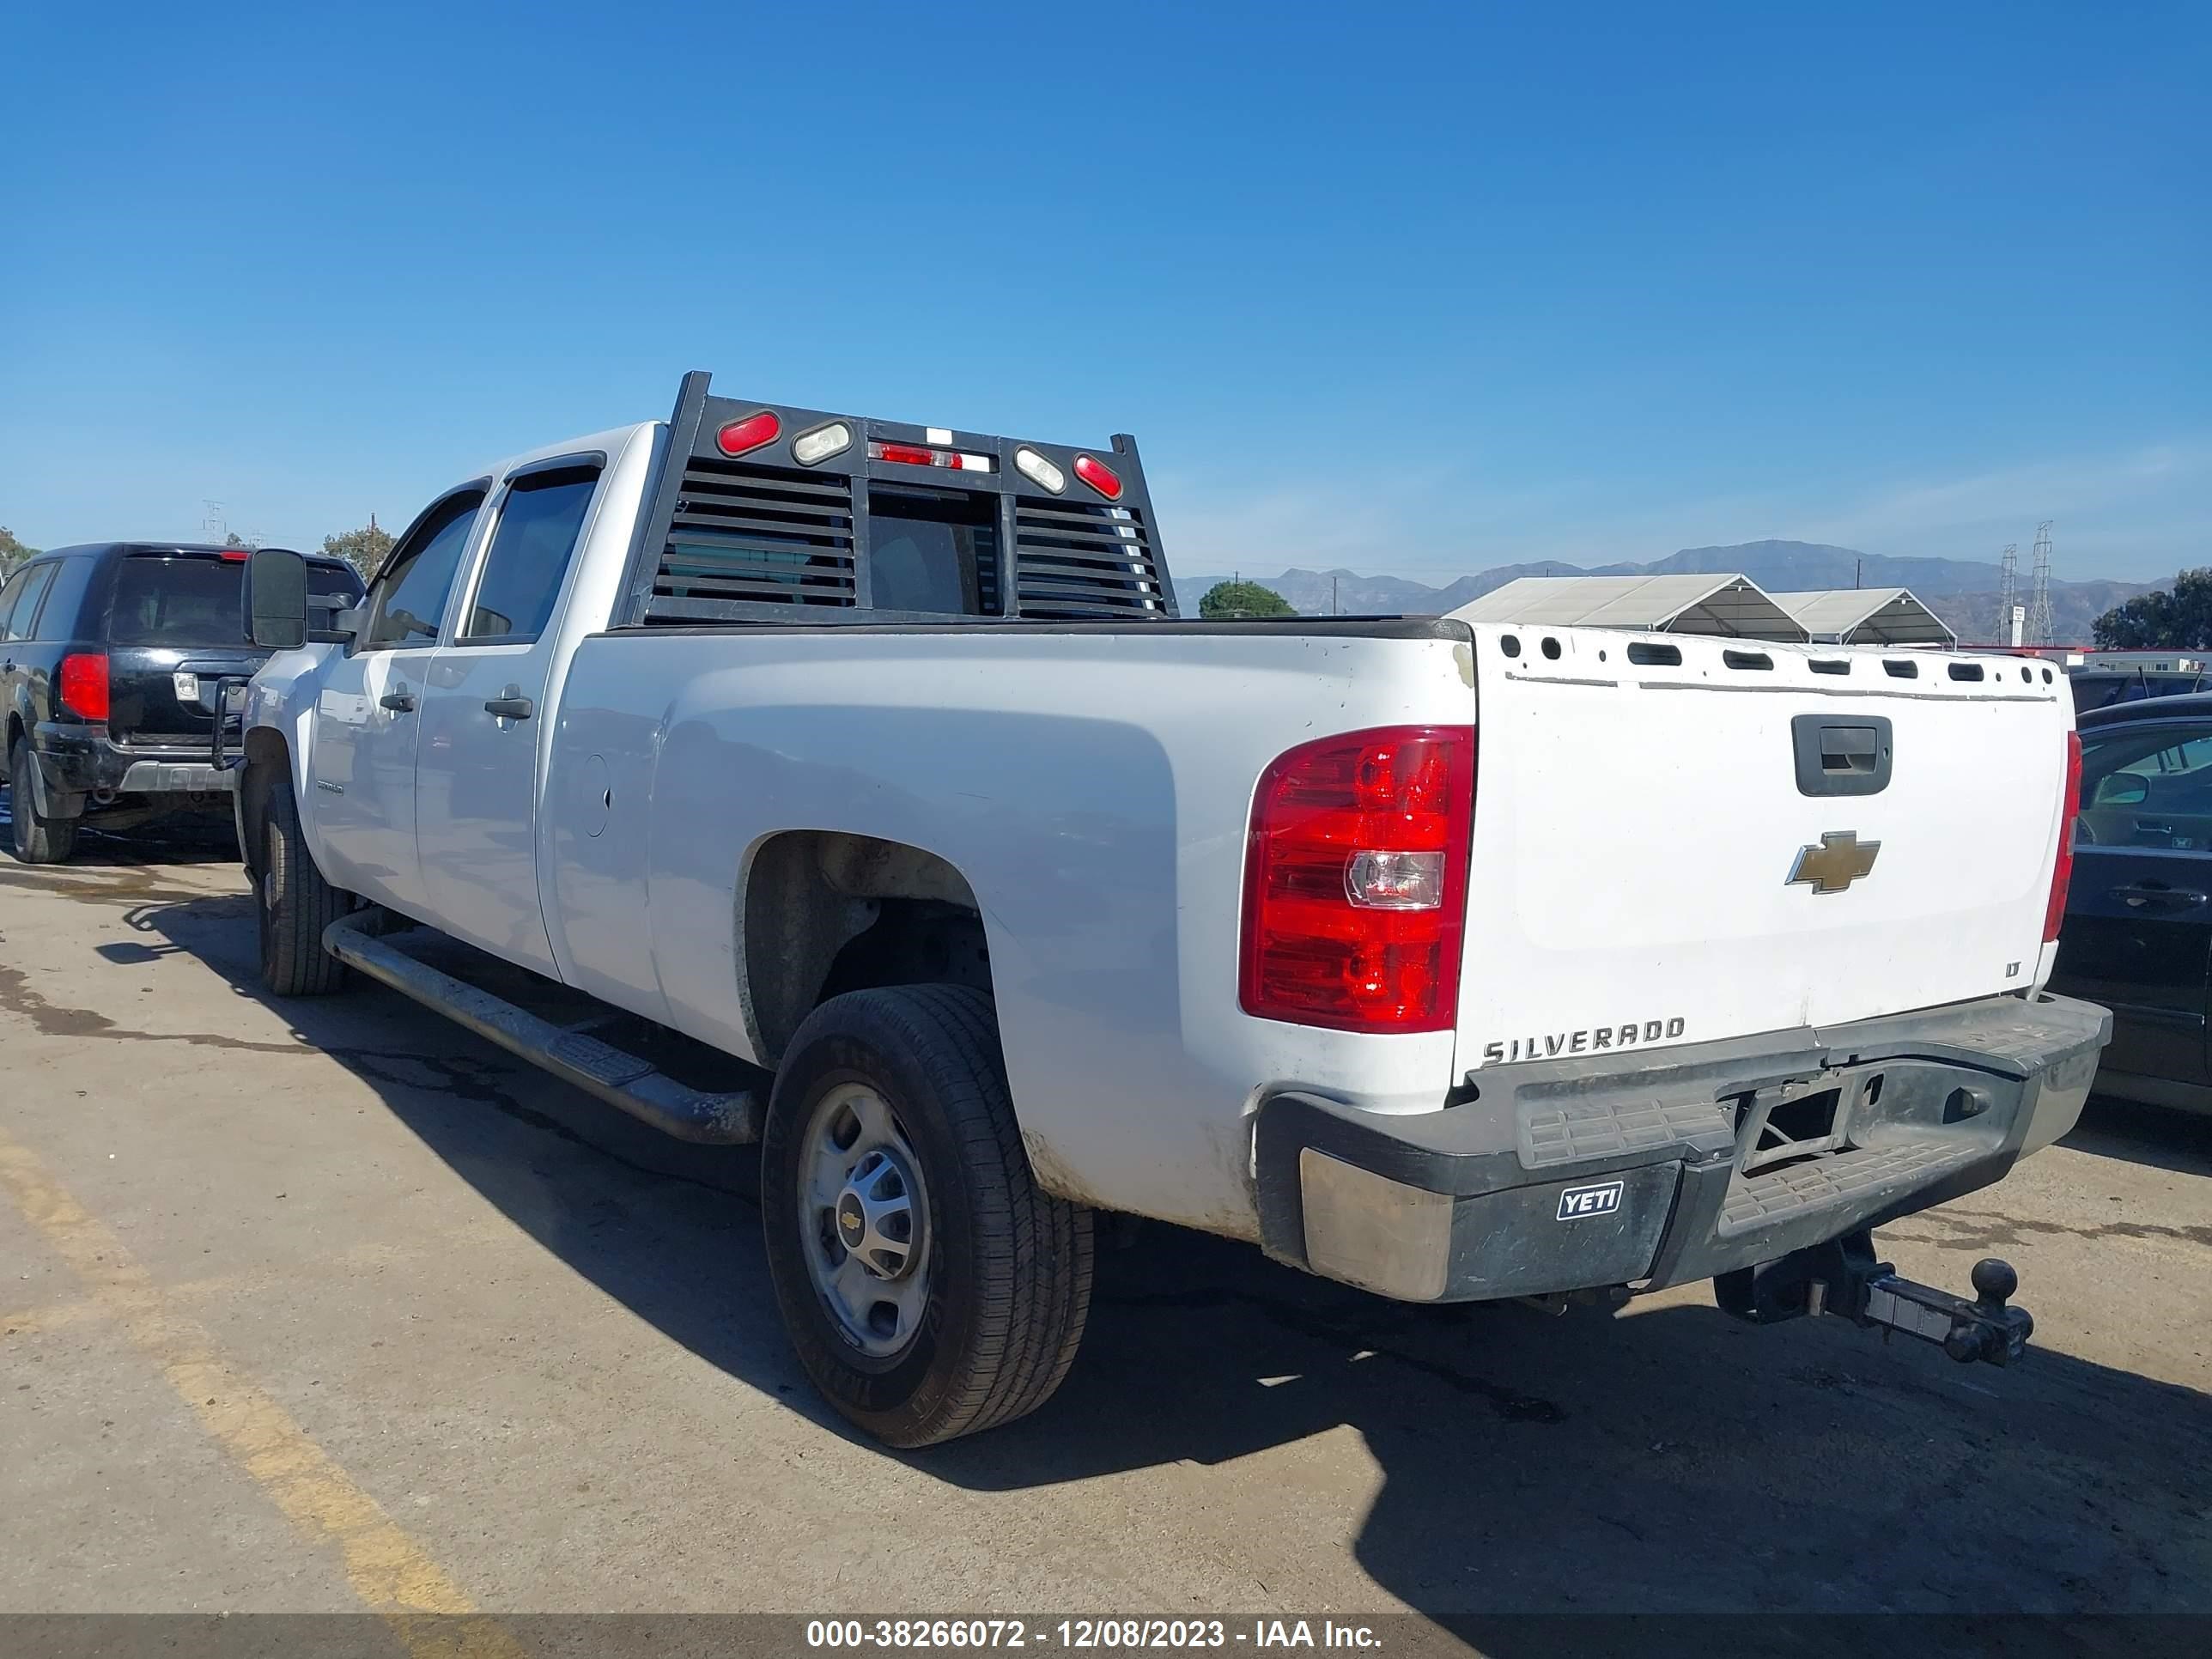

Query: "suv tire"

xmin=9 ymin=735 xmax=76 ymax=865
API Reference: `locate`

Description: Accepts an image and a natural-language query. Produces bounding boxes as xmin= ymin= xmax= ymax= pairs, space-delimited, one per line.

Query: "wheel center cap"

xmin=836 ymin=1193 xmax=866 ymax=1247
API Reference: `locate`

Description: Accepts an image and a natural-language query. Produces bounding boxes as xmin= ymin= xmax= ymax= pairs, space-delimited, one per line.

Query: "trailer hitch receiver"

xmin=1714 ymin=1230 xmax=2033 ymax=1366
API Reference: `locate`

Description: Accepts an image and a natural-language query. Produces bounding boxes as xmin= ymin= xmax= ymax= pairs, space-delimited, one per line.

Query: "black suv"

xmin=0 ymin=543 xmax=363 ymax=862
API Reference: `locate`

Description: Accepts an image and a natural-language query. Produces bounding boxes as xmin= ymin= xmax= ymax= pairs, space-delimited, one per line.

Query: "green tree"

xmin=322 ymin=519 xmax=395 ymax=580
xmin=2092 ymin=571 xmax=2212 ymax=649
xmin=1199 ymin=579 xmax=1296 ymax=620
xmin=223 ymin=531 xmax=258 ymax=550
xmin=0 ymin=527 xmax=38 ymax=574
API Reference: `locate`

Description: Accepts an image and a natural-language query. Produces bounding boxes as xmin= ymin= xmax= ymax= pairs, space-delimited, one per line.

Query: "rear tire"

xmin=257 ymin=764 xmax=349 ymax=997
xmin=762 ymin=985 xmax=1093 ymax=1448
xmin=8 ymin=735 xmax=76 ymax=865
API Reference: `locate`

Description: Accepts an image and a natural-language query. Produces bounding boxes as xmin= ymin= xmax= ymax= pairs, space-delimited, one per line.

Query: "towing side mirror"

xmin=245 ymin=547 xmax=308 ymax=650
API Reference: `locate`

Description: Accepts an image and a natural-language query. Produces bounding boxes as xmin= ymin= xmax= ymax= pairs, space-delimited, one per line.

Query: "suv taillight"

xmin=2044 ymin=728 xmax=2082 ymax=942
xmin=1240 ymin=726 xmax=1474 ymax=1032
xmin=59 ymin=653 xmax=109 ymax=722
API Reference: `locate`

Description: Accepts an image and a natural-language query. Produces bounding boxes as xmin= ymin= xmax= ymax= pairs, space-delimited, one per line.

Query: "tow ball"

xmin=1714 ymin=1230 xmax=2033 ymax=1366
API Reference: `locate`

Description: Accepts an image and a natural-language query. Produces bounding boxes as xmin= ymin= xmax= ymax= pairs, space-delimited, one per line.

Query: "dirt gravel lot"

xmin=1 ymin=824 xmax=2208 ymax=1650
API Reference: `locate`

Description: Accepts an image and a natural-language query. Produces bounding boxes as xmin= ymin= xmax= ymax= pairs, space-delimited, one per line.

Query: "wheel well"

xmin=238 ymin=729 xmax=288 ymax=877
xmin=740 ymin=831 xmax=993 ymax=1066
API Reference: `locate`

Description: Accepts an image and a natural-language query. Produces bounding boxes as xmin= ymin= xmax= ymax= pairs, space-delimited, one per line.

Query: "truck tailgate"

xmin=1458 ymin=624 xmax=2074 ymax=1070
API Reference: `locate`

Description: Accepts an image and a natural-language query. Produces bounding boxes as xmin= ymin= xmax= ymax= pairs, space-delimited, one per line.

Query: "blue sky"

xmin=3 ymin=2 xmax=2205 ymax=582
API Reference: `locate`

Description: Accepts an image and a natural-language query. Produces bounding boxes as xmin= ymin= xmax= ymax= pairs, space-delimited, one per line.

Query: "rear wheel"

xmin=8 ymin=735 xmax=76 ymax=865
xmin=762 ymin=985 xmax=1093 ymax=1448
xmin=257 ymin=765 xmax=349 ymax=996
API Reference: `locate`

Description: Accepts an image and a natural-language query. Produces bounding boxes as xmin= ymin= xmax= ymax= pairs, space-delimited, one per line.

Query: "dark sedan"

xmin=2049 ymin=690 xmax=2212 ymax=1113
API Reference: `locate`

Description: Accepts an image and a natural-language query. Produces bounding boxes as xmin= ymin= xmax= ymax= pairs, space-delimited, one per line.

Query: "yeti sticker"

xmin=1556 ymin=1180 xmax=1625 ymax=1222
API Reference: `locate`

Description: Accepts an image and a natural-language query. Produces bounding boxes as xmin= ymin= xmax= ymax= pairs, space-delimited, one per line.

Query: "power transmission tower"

xmin=1997 ymin=543 xmax=2018 ymax=641
xmin=2027 ymin=521 xmax=2055 ymax=646
xmin=201 ymin=500 xmax=227 ymax=543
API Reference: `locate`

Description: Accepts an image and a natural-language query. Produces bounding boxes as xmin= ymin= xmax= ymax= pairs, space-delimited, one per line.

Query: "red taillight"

xmin=1241 ymin=726 xmax=1474 ymax=1033
xmin=715 ymin=410 xmax=781 ymax=456
xmin=2044 ymin=728 xmax=2082 ymax=942
xmin=59 ymin=653 xmax=109 ymax=722
xmin=1072 ymin=453 xmax=1122 ymax=500
xmin=219 ymin=547 xmax=250 ymax=562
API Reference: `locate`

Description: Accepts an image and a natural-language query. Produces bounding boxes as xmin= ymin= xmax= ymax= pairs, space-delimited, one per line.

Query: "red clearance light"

xmin=219 ymin=548 xmax=250 ymax=562
xmin=2044 ymin=729 xmax=2082 ymax=942
xmin=715 ymin=410 xmax=781 ymax=456
xmin=1241 ymin=726 xmax=1474 ymax=1033
xmin=59 ymin=653 xmax=110 ymax=722
xmin=1073 ymin=453 xmax=1122 ymax=500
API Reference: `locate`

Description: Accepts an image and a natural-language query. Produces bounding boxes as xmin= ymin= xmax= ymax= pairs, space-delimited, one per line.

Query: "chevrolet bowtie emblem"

xmin=1788 ymin=830 xmax=1881 ymax=895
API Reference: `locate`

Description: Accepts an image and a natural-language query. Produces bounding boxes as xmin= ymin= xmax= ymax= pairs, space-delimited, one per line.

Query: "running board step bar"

xmin=323 ymin=911 xmax=760 ymax=1145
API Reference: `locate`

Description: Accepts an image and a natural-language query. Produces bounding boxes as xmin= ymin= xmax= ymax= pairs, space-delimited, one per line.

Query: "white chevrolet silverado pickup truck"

xmin=228 ymin=370 xmax=2109 ymax=1446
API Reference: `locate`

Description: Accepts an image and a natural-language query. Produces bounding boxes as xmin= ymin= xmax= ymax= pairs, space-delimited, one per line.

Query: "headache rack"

xmin=615 ymin=371 xmax=1178 ymax=627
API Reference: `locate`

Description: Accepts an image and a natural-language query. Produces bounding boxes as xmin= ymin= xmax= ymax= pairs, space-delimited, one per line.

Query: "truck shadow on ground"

xmin=123 ymin=888 xmax=2212 ymax=1634
xmin=2070 ymin=1094 xmax=2212 ymax=1178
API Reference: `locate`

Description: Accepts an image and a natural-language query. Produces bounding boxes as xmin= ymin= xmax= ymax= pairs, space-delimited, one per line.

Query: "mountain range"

xmin=1171 ymin=540 xmax=2161 ymax=644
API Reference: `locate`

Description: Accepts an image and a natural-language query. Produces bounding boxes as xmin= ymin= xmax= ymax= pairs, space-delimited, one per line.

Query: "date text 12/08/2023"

xmin=805 ymin=1620 xmax=1384 ymax=1650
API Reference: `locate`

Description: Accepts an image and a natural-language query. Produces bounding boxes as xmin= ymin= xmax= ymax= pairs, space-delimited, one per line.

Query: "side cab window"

xmin=361 ymin=489 xmax=488 ymax=649
xmin=0 ymin=568 xmax=33 ymax=637
xmin=457 ymin=463 xmax=603 ymax=645
xmin=27 ymin=556 xmax=97 ymax=643
xmin=2 ymin=563 xmax=58 ymax=642
xmin=2079 ymin=721 xmax=2212 ymax=852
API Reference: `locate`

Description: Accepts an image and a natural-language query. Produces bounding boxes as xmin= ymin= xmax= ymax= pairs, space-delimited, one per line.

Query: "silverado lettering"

xmin=1477 ymin=1018 xmax=1687 ymax=1068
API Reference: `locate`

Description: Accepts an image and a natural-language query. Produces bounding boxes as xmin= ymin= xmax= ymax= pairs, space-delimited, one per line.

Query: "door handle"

xmin=1793 ymin=714 xmax=1893 ymax=797
xmin=2112 ymin=882 xmax=2208 ymax=908
xmin=379 ymin=690 xmax=416 ymax=713
xmin=483 ymin=695 xmax=536 ymax=721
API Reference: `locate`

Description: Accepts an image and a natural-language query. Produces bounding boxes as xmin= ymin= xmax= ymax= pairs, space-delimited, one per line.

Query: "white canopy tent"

xmin=1769 ymin=588 xmax=1956 ymax=647
xmin=1448 ymin=574 xmax=1809 ymax=641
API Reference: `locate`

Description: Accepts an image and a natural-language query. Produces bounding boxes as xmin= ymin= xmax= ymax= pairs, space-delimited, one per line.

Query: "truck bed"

xmin=544 ymin=616 xmax=1481 ymax=1236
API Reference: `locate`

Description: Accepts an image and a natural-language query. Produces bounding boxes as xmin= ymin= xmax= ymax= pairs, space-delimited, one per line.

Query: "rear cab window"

xmin=865 ymin=483 xmax=1000 ymax=616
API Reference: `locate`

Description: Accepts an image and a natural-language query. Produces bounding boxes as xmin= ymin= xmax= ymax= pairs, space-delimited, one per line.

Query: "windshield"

xmin=107 ymin=556 xmax=247 ymax=647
